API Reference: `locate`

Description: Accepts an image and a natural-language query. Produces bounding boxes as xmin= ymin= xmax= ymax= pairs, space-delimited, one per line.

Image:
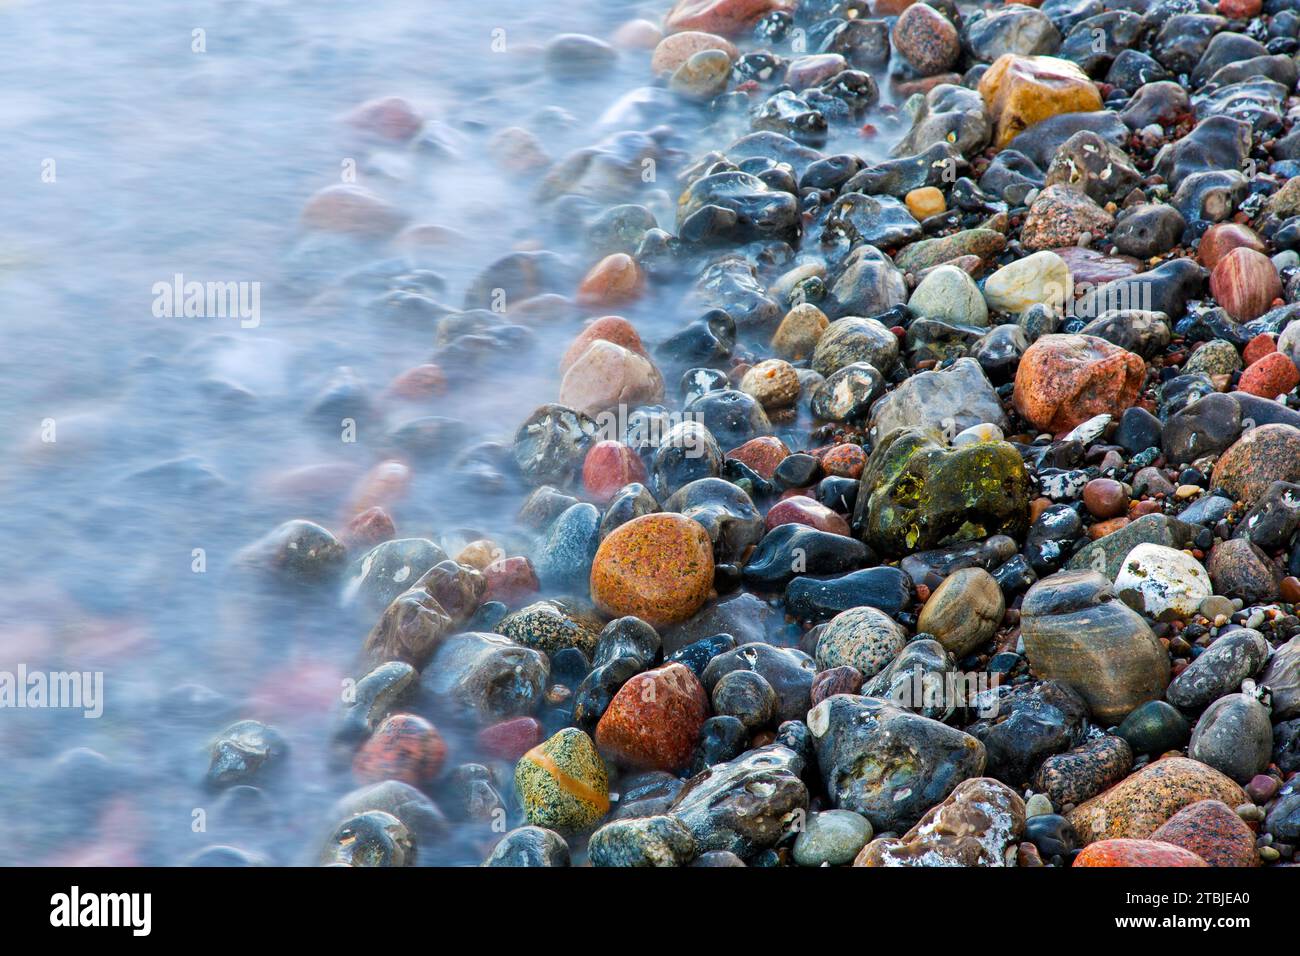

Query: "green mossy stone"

xmin=855 ymin=428 xmax=1030 ymax=556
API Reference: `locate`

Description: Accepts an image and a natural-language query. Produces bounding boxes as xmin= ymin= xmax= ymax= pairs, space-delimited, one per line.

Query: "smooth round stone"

xmin=587 ymin=815 xmax=696 ymax=867
xmin=1150 ymin=799 xmax=1259 ymax=868
xmin=1212 ymin=424 xmax=1300 ymax=505
xmin=810 ymin=362 xmax=885 ymax=424
xmin=810 ymin=665 xmax=865 ymax=707
xmin=952 ymin=422 xmax=1004 ymax=446
xmin=670 ymin=48 xmax=733 ymax=100
xmin=982 ymin=250 xmax=1072 ymax=315
xmin=1189 ymin=692 xmax=1274 ymax=783
xmin=702 ymin=642 xmax=816 ymax=724
xmin=765 ymin=495 xmax=851 ymax=536
xmin=1113 ymin=543 xmax=1213 ymax=622
xmin=1082 ymin=478 xmax=1128 ymax=520
xmin=915 ymin=567 xmax=1005 ymax=658
xmin=814 ymin=606 xmax=908 ymax=679
xmin=239 ymin=519 xmax=347 ymax=585
xmin=905 ymin=186 xmax=946 ymax=220
xmin=1207 ymin=538 xmax=1282 ymax=605
xmin=352 ymin=714 xmax=447 ymax=789
xmin=544 ymin=34 xmax=616 ymax=78
xmin=793 ymin=809 xmax=873 ymax=867
xmin=1246 ymin=775 xmax=1279 ymax=804
xmin=596 ymin=663 xmax=709 ymax=772
xmin=320 ymin=811 xmax=415 ymax=867
xmin=496 ymin=599 xmax=600 ymax=657
xmin=650 ymin=30 xmax=737 ymax=75
xmin=1184 ymin=339 xmax=1242 ymax=378
xmin=591 ymin=514 xmax=714 ymax=628
xmin=1166 ymin=628 xmax=1270 ymax=710
xmin=534 ymin=503 xmax=601 ymax=592
xmin=684 ymin=388 xmax=771 ymax=450
xmin=691 ymin=715 xmax=747 ymax=772
xmin=482 ymin=826 xmax=571 ymax=867
xmin=811 ymin=316 xmax=900 ymax=378
xmin=771 ymin=303 xmax=829 ymax=361
xmin=1066 ymin=757 xmax=1247 ymax=844
xmin=785 ymin=565 xmax=913 ymax=622
xmin=893 ymin=3 xmax=960 ymax=76
xmin=1025 ymin=793 xmax=1054 ymax=818
xmin=341 ymin=538 xmax=447 ymax=613
xmin=1024 ymin=813 xmax=1077 ymax=859
xmin=1114 ymin=203 xmax=1185 ymax=258
xmin=1116 ymin=700 xmax=1190 ymax=756
xmin=743 ymin=523 xmax=869 ymax=591
xmin=664 ymin=477 xmax=762 ymax=564
xmin=582 ymin=442 xmax=648 ymax=504
xmin=1019 ymin=570 xmax=1169 ymax=724
xmin=740 ymin=359 xmax=801 ymax=409
xmin=1073 ymin=838 xmax=1209 ymax=867
xmin=908 ymin=264 xmax=989 ymax=327
xmin=1032 ymin=735 xmax=1134 ymax=808
xmin=711 ymin=669 xmax=778 ymax=730
xmin=207 ymin=720 xmax=288 ymax=789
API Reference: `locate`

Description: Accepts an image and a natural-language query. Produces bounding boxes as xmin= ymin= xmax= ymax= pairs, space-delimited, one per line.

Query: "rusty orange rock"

xmin=819 ymin=443 xmax=867 ymax=479
xmin=590 ymin=513 xmax=715 ymax=627
xmin=1012 ymin=334 xmax=1144 ymax=433
xmin=1237 ymin=351 xmax=1299 ymax=399
xmin=1073 ymin=838 xmax=1211 ymax=867
xmin=978 ymin=54 xmax=1103 ymax=149
xmin=594 ymin=663 xmax=708 ymax=771
xmin=725 ymin=435 xmax=790 ymax=479
xmin=1067 ymin=756 xmax=1247 ymax=843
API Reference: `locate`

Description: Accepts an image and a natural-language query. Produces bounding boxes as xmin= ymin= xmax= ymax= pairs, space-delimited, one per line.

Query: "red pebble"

xmin=483 ymin=556 xmax=539 ymax=607
xmin=353 ymin=713 xmax=447 ymax=789
xmin=1242 ymin=333 xmax=1277 ymax=367
xmin=1073 ymin=838 xmax=1210 ymax=867
xmin=1218 ymin=0 xmax=1261 ymax=17
xmin=389 ymin=363 xmax=447 ymax=399
xmin=595 ymin=663 xmax=708 ymax=772
xmin=819 ymin=443 xmax=867 ymax=479
xmin=1237 ymin=351 xmax=1300 ymax=398
xmin=582 ymin=440 xmax=647 ymax=503
xmin=478 ymin=717 xmax=544 ymax=762
xmin=342 ymin=506 xmax=396 ymax=552
xmin=764 ymin=495 xmax=851 ymax=536
xmin=344 ymin=96 xmax=423 ymax=141
xmin=726 ymin=435 xmax=790 ymax=479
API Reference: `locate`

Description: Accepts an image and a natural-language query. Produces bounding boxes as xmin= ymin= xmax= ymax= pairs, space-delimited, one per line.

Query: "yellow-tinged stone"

xmin=978 ymin=54 xmax=1102 ymax=149
xmin=905 ymin=187 xmax=945 ymax=220
xmin=771 ymin=303 xmax=829 ymax=361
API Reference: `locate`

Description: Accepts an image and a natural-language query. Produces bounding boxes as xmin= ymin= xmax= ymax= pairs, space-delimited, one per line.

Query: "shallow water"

xmin=0 ymin=0 xmax=905 ymax=865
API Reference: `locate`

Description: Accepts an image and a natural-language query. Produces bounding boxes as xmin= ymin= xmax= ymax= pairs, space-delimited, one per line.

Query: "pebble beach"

xmin=6 ymin=0 xmax=1300 ymax=870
